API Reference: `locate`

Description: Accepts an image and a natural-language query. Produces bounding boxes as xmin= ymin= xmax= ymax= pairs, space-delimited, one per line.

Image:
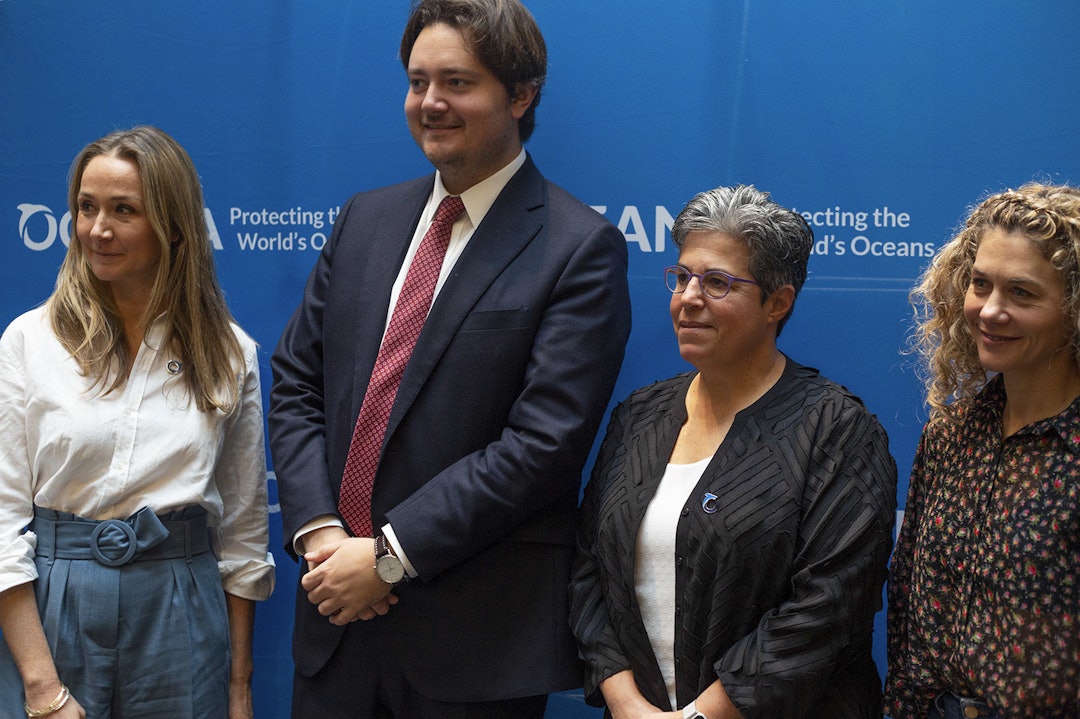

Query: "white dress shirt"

xmin=294 ymin=150 xmax=528 ymax=577
xmin=0 ymin=307 xmax=275 ymax=600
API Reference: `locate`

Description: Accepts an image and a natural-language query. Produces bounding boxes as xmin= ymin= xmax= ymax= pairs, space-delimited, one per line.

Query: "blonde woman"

xmin=886 ymin=183 xmax=1080 ymax=719
xmin=0 ymin=126 xmax=274 ymax=718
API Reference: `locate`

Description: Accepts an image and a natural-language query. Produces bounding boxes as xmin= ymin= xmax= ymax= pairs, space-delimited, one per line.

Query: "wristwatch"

xmin=683 ymin=701 xmax=710 ymax=719
xmin=374 ymin=534 xmax=406 ymax=585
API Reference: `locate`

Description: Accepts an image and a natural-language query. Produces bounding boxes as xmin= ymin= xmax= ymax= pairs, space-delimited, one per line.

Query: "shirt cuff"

xmin=293 ymin=515 xmax=344 ymax=555
xmin=381 ymin=523 xmax=418 ymax=579
xmin=219 ymin=553 xmax=277 ymax=601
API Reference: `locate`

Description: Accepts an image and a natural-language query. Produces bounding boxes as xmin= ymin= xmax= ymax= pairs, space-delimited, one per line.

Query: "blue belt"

xmin=32 ymin=505 xmax=210 ymax=567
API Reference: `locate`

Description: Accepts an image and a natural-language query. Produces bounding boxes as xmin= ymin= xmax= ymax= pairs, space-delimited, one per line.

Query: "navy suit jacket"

xmin=268 ymin=156 xmax=631 ymax=701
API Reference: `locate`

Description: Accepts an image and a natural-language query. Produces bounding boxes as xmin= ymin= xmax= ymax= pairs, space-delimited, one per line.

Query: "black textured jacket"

xmin=570 ymin=360 xmax=897 ymax=719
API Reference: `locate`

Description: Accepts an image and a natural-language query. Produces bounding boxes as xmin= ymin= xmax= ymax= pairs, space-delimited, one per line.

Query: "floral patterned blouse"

xmin=885 ymin=376 xmax=1080 ymax=718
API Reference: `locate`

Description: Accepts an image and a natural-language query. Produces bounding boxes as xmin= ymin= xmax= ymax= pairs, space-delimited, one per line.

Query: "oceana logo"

xmin=17 ymin=204 xmax=224 ymax=251
xmin=18 ymin=203 xmax=72 ymax=251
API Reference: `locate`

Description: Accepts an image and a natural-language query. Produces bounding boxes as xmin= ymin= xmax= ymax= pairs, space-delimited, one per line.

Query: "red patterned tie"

xmin=338 ymin=195 xmax=465 ymax=537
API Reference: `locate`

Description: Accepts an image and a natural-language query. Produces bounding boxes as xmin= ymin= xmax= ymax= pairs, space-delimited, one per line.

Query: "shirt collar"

xmin=431 ymin=150 xmax=526 ymax=227
xmin=979 ymin=374 xmax=1080 ymax=451
xmin=1048 ymin=393 xmax=1080 ymax=452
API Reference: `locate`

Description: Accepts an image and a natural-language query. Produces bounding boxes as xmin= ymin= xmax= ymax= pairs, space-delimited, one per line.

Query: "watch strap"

xmin=374 ymin=533 xmax=390 ymax=559
xmin=683 ymin=700 xmax=710 ymax=719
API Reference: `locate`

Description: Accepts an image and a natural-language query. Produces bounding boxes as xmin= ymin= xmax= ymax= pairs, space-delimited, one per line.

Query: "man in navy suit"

xmin=268 ymin=1 xmax=631 ymax=716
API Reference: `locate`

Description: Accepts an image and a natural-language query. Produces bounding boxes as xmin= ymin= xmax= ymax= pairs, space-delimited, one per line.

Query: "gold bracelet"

xmin=24 ymin=683 xmax=70 ymax=717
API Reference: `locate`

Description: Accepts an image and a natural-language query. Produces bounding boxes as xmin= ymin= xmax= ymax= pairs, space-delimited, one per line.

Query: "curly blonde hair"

xmin=48 ymin=126 xmax=243 ymax=413
xmin=911 ymin=182 xmax=1080 ymax=423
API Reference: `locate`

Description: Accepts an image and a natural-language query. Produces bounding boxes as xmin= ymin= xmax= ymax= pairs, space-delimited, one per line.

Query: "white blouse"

xmin=635 ymin=456 xmax=711 ymax=710
xmin=0 ymin=307 xmax=274 ymax=600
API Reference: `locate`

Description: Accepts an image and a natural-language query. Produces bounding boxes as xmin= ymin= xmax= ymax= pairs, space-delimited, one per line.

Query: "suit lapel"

xmin=384 ymin=158 xmax=546 ymax=440
xmin=349 ymin=179 xmax=433 ymax=422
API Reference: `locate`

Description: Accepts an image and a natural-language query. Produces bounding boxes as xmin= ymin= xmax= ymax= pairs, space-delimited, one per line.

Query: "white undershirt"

xmin=635 ymin=456 xmax=711 ymax=710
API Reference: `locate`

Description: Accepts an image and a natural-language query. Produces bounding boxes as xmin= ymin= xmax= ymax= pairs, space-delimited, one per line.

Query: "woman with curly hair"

xmin=886 ymin=183 xmax=1080 ymax=719
xmin=0 ymin=126 xmax=274 ymax=718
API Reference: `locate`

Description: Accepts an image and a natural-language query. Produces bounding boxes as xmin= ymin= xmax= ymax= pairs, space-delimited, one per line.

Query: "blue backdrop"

xmin=2 ymin=1 xmax=1078 ymax=716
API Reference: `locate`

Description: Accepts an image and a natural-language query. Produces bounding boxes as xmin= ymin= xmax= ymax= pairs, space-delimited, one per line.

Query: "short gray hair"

xmin=671 ymin=184 xmax=813 ymax=335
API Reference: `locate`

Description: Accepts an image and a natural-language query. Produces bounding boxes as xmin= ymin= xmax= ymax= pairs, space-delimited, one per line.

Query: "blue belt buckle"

xmin=89 ymin=519 xmax=139 ymax=566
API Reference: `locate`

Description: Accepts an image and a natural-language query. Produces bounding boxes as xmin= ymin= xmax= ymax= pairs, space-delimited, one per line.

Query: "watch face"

xmin=376 ymin=555 xmax=405 ymax=584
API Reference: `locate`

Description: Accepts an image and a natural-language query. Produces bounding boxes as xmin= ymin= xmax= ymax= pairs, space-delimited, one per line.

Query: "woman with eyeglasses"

xmin=570 ymin=185 xmax=897 ymax=719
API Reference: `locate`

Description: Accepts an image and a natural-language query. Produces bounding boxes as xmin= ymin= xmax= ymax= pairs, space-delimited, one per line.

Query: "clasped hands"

xmin=301 ymin=527 xmax=399 ymax=625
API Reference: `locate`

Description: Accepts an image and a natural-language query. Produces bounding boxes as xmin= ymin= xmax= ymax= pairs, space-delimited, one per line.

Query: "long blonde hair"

xmin=911 ymin=182 xmax=1080 ymax=423
xmin=48 ymin=126 xmax=243 ymax=413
